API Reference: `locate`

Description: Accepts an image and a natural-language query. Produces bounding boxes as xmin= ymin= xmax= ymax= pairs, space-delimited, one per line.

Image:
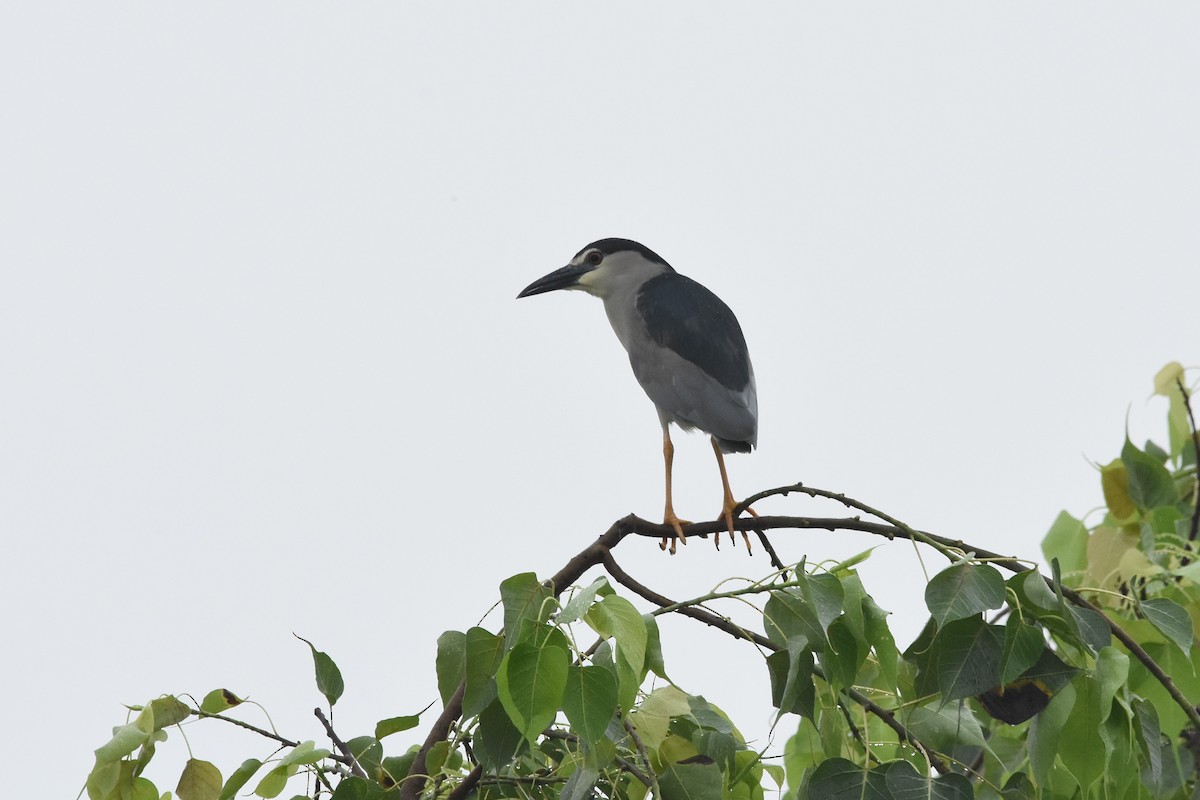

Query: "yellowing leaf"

xmin=1154 ymin=362 xmax=1185 ymax=396
xmin=176 ymin=758 xmax=222 ymax=800
xmin=1100 ymin=460 xmax=1137 ymax=523
xmin=629 ymin=685 xmax=690 ymax=749
xmin=1086 ymin=527 xmax=1139 ymax=591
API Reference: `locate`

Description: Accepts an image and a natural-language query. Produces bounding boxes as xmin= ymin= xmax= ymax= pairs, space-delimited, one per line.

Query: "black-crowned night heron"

xmin=518 ymin=238 xmax=757 ymax=554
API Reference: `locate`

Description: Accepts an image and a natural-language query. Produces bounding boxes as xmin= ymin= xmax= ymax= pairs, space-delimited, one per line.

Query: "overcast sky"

xmin=2 ymin=4 xmax=1197 ymax=797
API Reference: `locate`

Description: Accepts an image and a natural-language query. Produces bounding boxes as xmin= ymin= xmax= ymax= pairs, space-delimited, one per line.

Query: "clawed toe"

xmin=660 ymin=513 xmax=690 ymax=555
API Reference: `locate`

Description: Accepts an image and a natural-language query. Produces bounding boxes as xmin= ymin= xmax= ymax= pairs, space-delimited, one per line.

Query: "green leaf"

xmin=1167 ymin=383 xmax=1192 ymax=458
xmin=295 ymin=635 xmax=345 ymax=707
xmin=496 ymin=641 xmax=569 ymax=742
xmin=1140 ymin=597 xmax=1194 ymax=654
xmin=148 ymin=696 xmax=193 ymax=730
xmin=176 ymin=758 xmax=222 ymax=800
xmin=1133 ymin=697 xmax=1162 ymax=790
xmin=500 ymin=572 xmax=554 ymax=647
xmin=903 ymin=704 xmax=986 ymax=751
xmin=425 ymin=740 xmax=450 ymax=776
xmin=1022 ymin=647 xmax=1081 ymax=696
xmin=1095 ymin=646 xmax=1128 ymax=717
xmin=806 ymin=758 xmax=887 ymax=800
xmin=1154 ymin=362 xmax=1186 ymax=396
xmin=562 ymin=665 xmax=618 ymax=745
xmin=585 ymin=595 xmax=647 ymax=708
xmin=643 ymin=613 xmax=669 ymax=680
xmin=630 ymin=685 xmax=691 ymax=750
xmin=763 ymin=575 xmax=844 ymax=652
xmin=560 ymin=761 xmax=602 ymax=800
xmin=863 ymin=596 xmax=898 ymax=690
xmin=345 ymin=737 xmax=382 ymax=778
xmin=585 ymin=595 xmax=647 ymax=676
xmin=767 ymin=636 xmax=815 ymax=719
xmin=819 ymin=619 xmax=861 ymax=692
xmin=916 ymin=617 xmax=1003 ymax=701
xmin=1122 ymin=439 xmax=1178 ymax=510
xmin=331 ymin=776 xmax=403 ymax=800
xmin=924 ymin=563 xmax=1006 ymax=627
xmin=94 ymin=723 xmax=150 ymax=764
xmin=558 ymin=576 xmax=611 ymax=624
xmin=764 ymin=763 xmax=786 ymax=790
xmin=1101 ymin=460 xmax=1138 ymax=522
xmin=463 ymin=626 xmax=505 ymax=718
xmin=1016 ymin=570 xmax=1059 ymax=610
xmin=374 ymin=715 xmax=419 ymax=740
xmin=1041 ymin=511 xmax=1088 ymax=575
xmin=219 ymin=759 xmax=262 ymax=800
xmin=687 ymin=695 xmax=736 ymax=736
xmin=277 ymin=741 xmax=330 ymax=768
xmin=199 ymin=689 xmax=243 ymax=715
xmin=764 ymin=589 xmax=825 ymax=650
xmin=999 ymin=618 xmax=1044 ymax=686
xmin=474 ymin=698 xmax=525 ymax=772
xmin=882 ymin=760 xmax=972 ymax=800
xmin=254 ymin=766 xmax=290 ymax=799
xmin=783 ymin=718 xmax=823 ymax=788
xmin=378 ymin=754 xmax=416 ymax=788
xmin=1027 ymin=681 xmax=1074 ymax=786
xmin=659 ymin=758 xmax=722 ymax=800
xmin=434 ymin=630 xmax=467 ymax=706
xmin=1000 ymin=772 xmax=1035 ymax=800
xmin=1057 ymin=675 xmax=1108 ymax=793
xmin=1067 ymin=605 xmax=1112 ymax=653
xmin=87 ymin=760 xmax=121 ymax=800
xmin=802 ymin=573 xmax=847 ymax=629
xmin=129 ymin=777 xmax=160 ymax=800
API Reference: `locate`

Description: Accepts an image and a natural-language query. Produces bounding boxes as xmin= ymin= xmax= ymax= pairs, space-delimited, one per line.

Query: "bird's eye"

xmin=586 ymin=250 xmax=604 ymax=265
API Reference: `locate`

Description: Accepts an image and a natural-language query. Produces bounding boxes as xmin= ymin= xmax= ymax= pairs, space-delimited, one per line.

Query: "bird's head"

xmin=517 ymin=238 xmax=674 ymax=300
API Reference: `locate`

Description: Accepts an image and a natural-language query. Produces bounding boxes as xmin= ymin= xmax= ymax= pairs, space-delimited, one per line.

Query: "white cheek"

xmin=577 ymin=265 xmax=607 ymax=294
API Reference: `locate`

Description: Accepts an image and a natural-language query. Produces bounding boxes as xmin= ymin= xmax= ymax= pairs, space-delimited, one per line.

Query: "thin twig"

xmin=192 ymin=709 xmax=301 ymax=751
xmin=314 ymin=708 xmax=367 ymax=779
xmin=542 ymin=729 xmax=654 ymax=787
xmin=755 ymin=527 xmax=788 ymax=575
xmin=622 ymin=713 xmax=662 ymax=798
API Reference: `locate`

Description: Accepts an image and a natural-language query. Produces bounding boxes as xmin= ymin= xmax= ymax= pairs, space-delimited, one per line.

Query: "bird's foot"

xmin=660 ymin=512 xmax=690 ymax=555
xmin=715 ymin=501 xmax=758 ymax=553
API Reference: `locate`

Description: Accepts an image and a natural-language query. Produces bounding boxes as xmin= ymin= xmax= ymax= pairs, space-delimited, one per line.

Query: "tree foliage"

xmin=84 ymin=363 xmax=1200 ymax=800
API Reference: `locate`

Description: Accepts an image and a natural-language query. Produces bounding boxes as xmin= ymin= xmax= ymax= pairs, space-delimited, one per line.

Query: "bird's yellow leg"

xmin=661 ymin=428 xmax=689 ymax=554
xmin=712 ymin=438 xmax=754 ymax=552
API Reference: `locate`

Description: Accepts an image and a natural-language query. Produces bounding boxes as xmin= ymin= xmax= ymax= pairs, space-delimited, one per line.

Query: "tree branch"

xmin=1179 ymin=378 xmax=1200 ymax=543
xmin=445 ymin=765 xmax=483 ymax=800
xmin=399 ymin=680 xmax=467 ymax=800
xmin=193 ymin=709 xmax=302 ymax=751
xmin=314 ymin=707 xmax=367 ymax=779
xmin=542 ymin=729 xmax=654 ymax=787
xmin=400 ymin=479 xmax=1200 ymax=796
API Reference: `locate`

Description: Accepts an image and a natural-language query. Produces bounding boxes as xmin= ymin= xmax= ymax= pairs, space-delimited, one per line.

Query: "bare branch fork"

xmin=397 ymin=480 xmax=1200 ymax=798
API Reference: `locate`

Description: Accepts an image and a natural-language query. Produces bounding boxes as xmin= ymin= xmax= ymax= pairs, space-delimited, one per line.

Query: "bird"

xmin=517 ymin=238 xmax=757 ymax=554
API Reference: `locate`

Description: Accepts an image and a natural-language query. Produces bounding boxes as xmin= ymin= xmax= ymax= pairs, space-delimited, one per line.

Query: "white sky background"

xmin=2 ymin=4 xmax=1197 ymax=797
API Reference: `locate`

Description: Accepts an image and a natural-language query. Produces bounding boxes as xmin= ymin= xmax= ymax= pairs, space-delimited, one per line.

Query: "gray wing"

xmin=629 ymin=273 xmax=757 ymax=450
xmin=628 ymin=335 xmax=758 ymax=451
